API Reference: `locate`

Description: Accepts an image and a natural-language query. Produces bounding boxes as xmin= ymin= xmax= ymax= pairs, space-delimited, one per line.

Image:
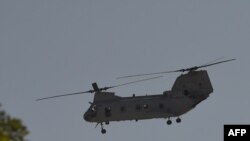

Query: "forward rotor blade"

xmin=36 ymin=90 xmax=94 ymax=101
xmin=111 ymin=76 xmax=162 ymax=88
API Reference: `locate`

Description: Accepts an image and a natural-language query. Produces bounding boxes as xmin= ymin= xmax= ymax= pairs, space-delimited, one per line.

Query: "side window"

xmin=120 ymin=106 xmax=126 ymax=112
xmin=199 ymin=82 xmax=202 ymax=88
xmin=104 ymin=107 xmax=111 ymax=117
xmin=159 ymin=103 xmax=164 ymax=109
xmin=184 ymin=90 xmax=189 ymax=96
xmin=143 ymin=104 xmax=149 ymax=109
xmin=135 ymin=105 xmax=141 ymax=111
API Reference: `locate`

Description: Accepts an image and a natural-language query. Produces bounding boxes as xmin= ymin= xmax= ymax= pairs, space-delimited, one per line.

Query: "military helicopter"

xmin=37 ymin=58 xmax=235 ymax=134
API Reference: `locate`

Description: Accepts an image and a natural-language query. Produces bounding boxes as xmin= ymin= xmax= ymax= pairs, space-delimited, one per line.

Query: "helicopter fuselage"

xmin=84 ymin=70 xmax=213 ymax=123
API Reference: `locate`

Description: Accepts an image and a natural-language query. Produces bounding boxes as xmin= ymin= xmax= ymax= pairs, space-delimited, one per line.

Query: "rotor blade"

xmin=197 ymin=58 xmax=236 ymax=69
xmin=110 ymin=76 xmax=163 ymax=88
xmin=117 ymin=58 xmax=236 ymax=79
xmin=168 ymin=58 xmax=236 ymax=72
xmin=116 ymin=71 xmax=174 ymax=79
xmin=200 ymin=57 xmax=225 ymax=66
xmin=36 ymin=90 xmax=94 ymax=101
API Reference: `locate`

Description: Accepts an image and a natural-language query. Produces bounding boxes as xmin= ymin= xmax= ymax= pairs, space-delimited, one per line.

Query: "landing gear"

xmin=101 ymin=128 xmax=106 ymax=134
xmin=176 ymin=118 xmax=181 ymax=123
xmin=166 ymin=117 xmax=182 ymax=125
xmin=166 ymin=119 xmax=172 ymax=125
xmin=100 ymin=123 xmax=107 ymax=134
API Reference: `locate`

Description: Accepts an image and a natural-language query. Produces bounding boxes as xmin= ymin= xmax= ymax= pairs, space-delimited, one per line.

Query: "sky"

xmin=0 ymin=0 xmax=250 ymax=141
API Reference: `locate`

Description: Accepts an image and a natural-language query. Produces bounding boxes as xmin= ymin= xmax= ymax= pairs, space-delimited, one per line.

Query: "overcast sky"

xmin=0 ymin=0 xmax=250 ymax=141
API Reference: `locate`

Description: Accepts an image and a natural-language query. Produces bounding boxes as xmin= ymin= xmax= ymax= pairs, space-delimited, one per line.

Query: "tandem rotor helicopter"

xmin=37 ymin=58 xmax=235 ymax=134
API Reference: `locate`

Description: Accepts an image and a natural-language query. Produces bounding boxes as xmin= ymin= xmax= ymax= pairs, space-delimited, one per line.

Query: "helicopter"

xmin=37 ymin=58 xmax=235 ymax=134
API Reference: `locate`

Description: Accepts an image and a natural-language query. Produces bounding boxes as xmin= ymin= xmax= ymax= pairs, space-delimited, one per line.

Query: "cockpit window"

xmin=91 ymin=105 xmax=97 ymax=112
xmin=87 ymin=105 xmax=97 ymax=118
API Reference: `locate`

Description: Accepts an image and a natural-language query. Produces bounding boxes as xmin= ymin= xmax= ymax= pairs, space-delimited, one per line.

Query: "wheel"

xmin=105 ymin=121 xmax=109 ymax=125
xmin=176 ymin=118 xmax=181 ymax=123
xmin=166 ymin=120 xmax=172 ymax=125
xmin=101 ymin=129 xmax=106 ymax=134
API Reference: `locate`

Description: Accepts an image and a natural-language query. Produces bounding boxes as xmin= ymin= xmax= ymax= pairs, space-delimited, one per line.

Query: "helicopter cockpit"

xmin=84 ymin=104 xmax=98 ymax=122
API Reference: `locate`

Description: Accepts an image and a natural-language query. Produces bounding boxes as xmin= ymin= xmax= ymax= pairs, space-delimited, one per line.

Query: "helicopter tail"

xmin=171 ymin=70 xmax=213 ymax=95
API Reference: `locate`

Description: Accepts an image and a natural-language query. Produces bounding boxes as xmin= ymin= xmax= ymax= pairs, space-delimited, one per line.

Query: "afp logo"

xmin=224 ymin=125 xmax=250 ymax=141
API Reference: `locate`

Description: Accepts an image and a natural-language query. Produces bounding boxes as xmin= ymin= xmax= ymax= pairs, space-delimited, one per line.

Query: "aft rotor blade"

xmin=116 ymin=71 xmax=174 ymax=79
xmin=111 ymin=76 xmax=163 ymax=88
xmin=198 ymin=58 xmax=236 ymax=69
xmin=36 ymin=90 xmax=94 ymax=101
xmin=164 ymin=58 xmax=236 ymax=72
xmin=200 ymin=57 xmax=225 ymax=66
xmin=117 ymin=58 xmax=236 ymax=79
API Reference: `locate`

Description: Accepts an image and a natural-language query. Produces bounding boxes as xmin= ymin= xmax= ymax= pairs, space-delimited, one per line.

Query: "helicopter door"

xmin=104 ymin=107 xmax=111 ymax=117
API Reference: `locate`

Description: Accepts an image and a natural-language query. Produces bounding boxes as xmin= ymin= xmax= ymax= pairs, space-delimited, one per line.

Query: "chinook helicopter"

xmin=37 ymin=58 xmax=235 ymax=134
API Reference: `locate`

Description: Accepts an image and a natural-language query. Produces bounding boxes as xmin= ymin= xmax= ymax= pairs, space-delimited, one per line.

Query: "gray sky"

xmin=0 ymin=0 xmax=249 ymax=141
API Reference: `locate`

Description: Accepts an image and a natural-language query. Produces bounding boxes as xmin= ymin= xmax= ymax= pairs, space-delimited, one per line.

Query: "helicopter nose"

xmin=83 ymin=113 xmax=91 ymax=122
